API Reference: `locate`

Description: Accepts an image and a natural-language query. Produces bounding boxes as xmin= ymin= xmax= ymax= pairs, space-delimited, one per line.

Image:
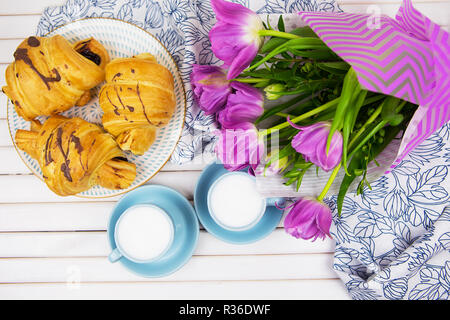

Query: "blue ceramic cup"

xmin=207 ymin=171 xmax=285 ymax=232
xmin=108 ymin=204 xmax=175 ymax=264
xmin=106 ymin=185 xmax=199 ymax=278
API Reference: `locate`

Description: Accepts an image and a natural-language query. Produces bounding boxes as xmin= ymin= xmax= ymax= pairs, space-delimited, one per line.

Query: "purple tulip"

xmin=284 ymin=197 xmax=332 ymax=241
xmin=209 ymin=0 xmax=264 ymax=80
xmin=215 ymin=123 xmax=264 ymax=174
xmin=190 ymin=64 xmax=231 ymax=115
xmin=217 ymin=82 xmax=264 ymax=129
xmin=288 ymin=120 xmax=343 ymax=172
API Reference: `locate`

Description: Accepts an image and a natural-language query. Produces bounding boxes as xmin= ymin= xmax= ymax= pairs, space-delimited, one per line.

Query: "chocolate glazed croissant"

xmin=2 ymin=35 xmax=110 ymax=120
xmin=15 ymin=116 xmax=136 ymax=196
xmin=99 ymin=53 xmax=176 ymax=155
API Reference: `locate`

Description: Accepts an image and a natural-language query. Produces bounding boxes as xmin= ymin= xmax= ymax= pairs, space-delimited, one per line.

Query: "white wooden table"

xmin=0 ymin=0 xmax=448 ymax=300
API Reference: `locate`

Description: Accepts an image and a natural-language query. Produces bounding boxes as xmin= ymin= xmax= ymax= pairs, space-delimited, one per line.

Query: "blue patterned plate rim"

xmin=107 ymin=184 xmax=199 ymax=278
xmin=194 ymin=162 xmax=284 ymax=244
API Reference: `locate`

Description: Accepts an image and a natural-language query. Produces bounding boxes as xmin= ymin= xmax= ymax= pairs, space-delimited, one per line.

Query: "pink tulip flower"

xmin=288 ymin=120 xmax=343 ymax=172
xmin=209 ymin=0 xmax=264 ymax=80
xmin=284 ymin=197 xmax=332 ymax=241
xmin=217 ymin=82 xmax=264 ymax=129
xmin=190 ymin=64 xmax=231 ymax=115
xmin=215 ymin=123 xmax=264 ymax=174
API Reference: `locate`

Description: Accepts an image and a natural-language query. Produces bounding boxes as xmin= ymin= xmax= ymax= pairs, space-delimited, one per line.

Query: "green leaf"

xmin=260 ymin=37 xmax=287 ymax=54
xmin=256 ymin=94 xmax=308 ymax=124
xmin=284 ymin=177 xmax=297 ymax=186
xmin=337 ymin=151 xmax=364 ymax=216
xmin=277 ymin=15 xmax=285 ymax=32
xmin=288 ymin=26 xmax=319 ymax=38
xmin=296 ymin=170 xmax=306 ymax=191
xmin=326 ymin=67 xmax=360 ymax=153
xmin=316 ymin=62 xmax=350 ymax=74
xmin=348 ymin=120 xmax=387 ymax=160
xmin=272 ymin=69 xmax=295 ymax=81
xmin=380 ymin=96 xmax=406 ymax=126
xmin=342 ymin=89 xmax=367 ymax=174
xmin=381 ymin=96 xmax=401 ymax=118
xmin=253 ymin=80 xmax=271 ymax=88
xmin=284 ymin=170 xmax=300 ymax=178
xmin=337 ymin=117 xmax=406 ymax=216
xmin=252 ymin=38 xmax=327 ymax=71
xmin=260 ymin=27 xmax=319 ymax=53
xmin=387 ymin=114 xmax=404 ymax=126
xmin=266 ymin=144 xmax=296 ymax=168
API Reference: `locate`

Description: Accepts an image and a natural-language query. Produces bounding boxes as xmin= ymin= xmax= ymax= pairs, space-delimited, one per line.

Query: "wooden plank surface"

xmin=0 ymin=0 xmax=446 ymax=300
xmin=0 ymin=229 xmax=334 ymax=256
xmin=0 ymin=280 xmax=350 ymax=299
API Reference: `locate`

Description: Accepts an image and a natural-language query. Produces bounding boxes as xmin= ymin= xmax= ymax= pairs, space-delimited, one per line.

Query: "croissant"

xmin=15 ymin=115 xmax=136 ymax=196
xmin=99 ymin=53 xmax=176 ymax=155
xmin=2 ymin=35 xmax=110 ymax=120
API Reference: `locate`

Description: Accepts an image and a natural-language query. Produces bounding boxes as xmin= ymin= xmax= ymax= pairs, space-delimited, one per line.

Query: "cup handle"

xmin=266 ymin=197 xmax=285 ymax=208
xmin=108 ymin=248 xmax=123 ymax=263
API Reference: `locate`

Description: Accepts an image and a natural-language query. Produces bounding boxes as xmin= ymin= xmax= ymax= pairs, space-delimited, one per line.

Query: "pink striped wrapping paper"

xmin=298 ymin=0 xmax=450 ymax=171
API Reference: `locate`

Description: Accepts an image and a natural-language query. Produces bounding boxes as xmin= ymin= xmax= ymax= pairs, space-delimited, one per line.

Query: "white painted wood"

xmin=0 ymin=39 xmax=22 ymax=63
xmin=0 ymin=64 xmax=6 ymax=88
xmin=0 ymin=15 xmax=41 ymax=39
xmin=0 ymin=147 xmax=31 ymax=174
xmin=0 ymin=171 xmax=200 ymax=203
xmin=0 ymin=279 xmax=350 ymax=299
xmin=0 ymin=0 xmax=66 ymax=15
xmin=0 ymin=202 xmax=115 ymax=231
xmin=0 ymin=229 xmax=335 ymax=256
xmin=0 ymin=120 xmax=11 ymax=145
xmin=0 ymin=254 xmax=338 ymax=283
xmin=0 ymin=200 xmax=294 ymax=232
xmin=0 ymin=94 xmax=7 ymax=119
xmin=0 ymin=0 xmax=445 ymax=301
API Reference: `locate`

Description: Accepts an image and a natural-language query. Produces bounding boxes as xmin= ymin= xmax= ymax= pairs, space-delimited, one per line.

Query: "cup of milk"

xmin=207 ymin=172 xmax=285 ymax=231
xmin=108 ymin=204 xmax=174 ymax=264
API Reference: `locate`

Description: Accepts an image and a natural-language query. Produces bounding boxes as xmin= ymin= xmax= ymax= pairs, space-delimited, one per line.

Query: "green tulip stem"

xmin=259 ymin=97 xmax=340 ymax=137
xmin=348 ymin=104 xmax=383 ymax=149
xmin=275 ymin=112 xmax=291 ymax=118
xmin=317 ymin=163 xmax=342 ymax=201
xmin=233 ymin=78 xmax=271 ymax=83
xmin=258 ymin=30 xmax=300 ymax=39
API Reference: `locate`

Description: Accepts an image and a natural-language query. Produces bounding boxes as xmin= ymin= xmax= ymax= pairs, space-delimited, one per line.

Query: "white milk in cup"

xmin=110 ymin=204 xmax=174 ymax=263
xmin=208 ymin=172 xmax=271 ymax=231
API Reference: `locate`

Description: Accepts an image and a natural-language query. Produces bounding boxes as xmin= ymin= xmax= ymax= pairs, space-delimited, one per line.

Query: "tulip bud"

xmin=254 ymin=149 xmax=289 ymax=176
xmin=264 ymin=83 xmax=285 ymax=100
xmin=301 ymin=62 xmax=313 ymax=73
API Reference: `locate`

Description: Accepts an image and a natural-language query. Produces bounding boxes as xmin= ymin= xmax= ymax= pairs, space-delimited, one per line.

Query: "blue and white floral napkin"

xmin=37 ymin=0 xmax=449 ymax=300
xmin=327 ymin=123 xmax=450 ymax=300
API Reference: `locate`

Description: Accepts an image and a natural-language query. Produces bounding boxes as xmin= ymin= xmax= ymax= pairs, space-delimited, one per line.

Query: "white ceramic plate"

xmin=7 ymin=18 xmax=186 ymax=198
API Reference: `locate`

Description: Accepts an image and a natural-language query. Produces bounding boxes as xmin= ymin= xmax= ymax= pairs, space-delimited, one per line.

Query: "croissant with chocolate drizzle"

xmin=15 ymin=115 xmax=137 ymax=196
xmin=2 ymin=35 xmax=110 ymax=120
xmin=99 ymin=53 xmax=176 ymax=155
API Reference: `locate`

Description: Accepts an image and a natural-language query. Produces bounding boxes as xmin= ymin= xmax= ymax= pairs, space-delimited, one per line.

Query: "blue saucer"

xmin=107 ymin=185 xmax=199 ymax=278
xmin=194 ymin=162 xmax=283 ymax=244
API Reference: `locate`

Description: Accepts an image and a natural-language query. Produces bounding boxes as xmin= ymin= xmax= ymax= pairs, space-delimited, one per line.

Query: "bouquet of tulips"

xmin=190 ymin=0 xmax=433 ymax=241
